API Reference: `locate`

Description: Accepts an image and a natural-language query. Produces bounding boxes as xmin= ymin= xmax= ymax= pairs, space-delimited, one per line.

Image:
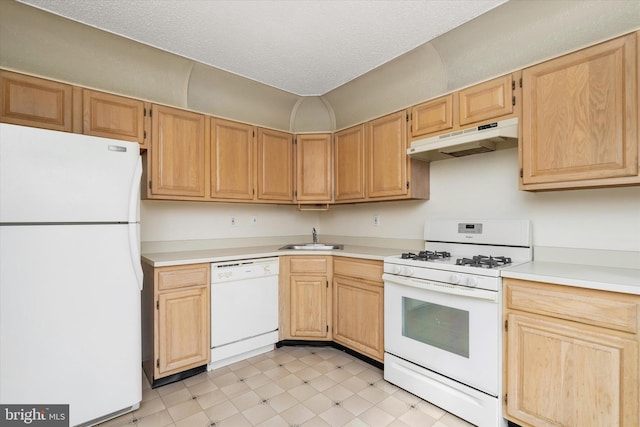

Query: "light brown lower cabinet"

xmin=332 ymin=257 xmax=384 ymax=362
xmin=503 ymin=278 xmax=639 ymax=427
xmin=279 ymin=256 xmax=332 ymax=340
xmin=142 ymin=263 xmax=210 ymax=384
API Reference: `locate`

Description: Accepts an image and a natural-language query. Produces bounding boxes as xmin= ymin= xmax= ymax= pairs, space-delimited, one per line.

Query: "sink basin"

xmin=279 ymin=243 xmax=344 ymax=251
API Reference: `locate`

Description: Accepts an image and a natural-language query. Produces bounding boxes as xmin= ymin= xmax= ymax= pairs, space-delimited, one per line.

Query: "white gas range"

xmin=383 ymin=219 xmax=531 ymax=427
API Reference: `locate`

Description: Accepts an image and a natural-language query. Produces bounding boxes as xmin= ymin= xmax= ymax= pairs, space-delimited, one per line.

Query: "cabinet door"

xmin=506 ymin=313 xmax=638 ymax=427
xmin=150 ymin=105 xmax=207 ymax=198
xmin=333 ymin=275 xmax=384 ymax=361
xmin=521 ymin=33 xmax=638 ymax=188
xmin=156 ymin=286 xmax=210 ymax=377
xmin=211 ymin=118 xmax=255 ymax=200
xmin=296 ymin=133 xmax=332 ymax=202
xmin=290 ymin=275 xmax=328 ymax=338
xmin=334 ymin=125 xmax=366 ymax=201
xmin=257 ymin=128 xmax=293 ymax=201
xmin=82 ymin=89 xmax=146 ymax=145
xmin=366 ymin=111 xmax=408 ymax=198
xmin=411 ymin=94 xmax=453 ymax=137
xmin=458 ymin=74 xmax=513 ymax=126
xmin=0 ymin=70 xmax=73 ymax=132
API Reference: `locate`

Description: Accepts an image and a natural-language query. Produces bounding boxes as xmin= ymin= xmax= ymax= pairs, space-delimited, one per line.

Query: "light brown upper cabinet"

xmin=334 ymin=124 xmax=366 ymax=202
xmin=410 ymin=94 xmax=454 ymax=138
xmin=147 ymin=104 xmax=208 ymax=199
xmin=210 ymin=117 xmax=256 ymax=201
xmin=520 ymin=32 xmax=639 ymax=191
xmin=367 ymin=110 xmax=429 ymax=201
xmin=295 ymin=133 xmax=332 ymax=203
xmin=410 ymin=73 xmax=519 ymax=140
xmin=257 ymin=128 xmax=294 ymax=202
xmin=458 ymin=74 xmax=514 ymax=126
xmin=0 ymin=70 xmax=74 ymax=132
xmin=82 ymin=89 xmax=148 ymax=147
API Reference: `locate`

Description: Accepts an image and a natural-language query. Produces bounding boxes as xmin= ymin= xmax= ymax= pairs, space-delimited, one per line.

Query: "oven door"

xmin=383 ymin=273 xmax=501 ymax=396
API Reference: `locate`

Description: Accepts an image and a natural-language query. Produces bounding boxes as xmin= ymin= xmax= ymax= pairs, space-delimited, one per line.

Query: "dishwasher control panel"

xmin=210 ymin=257 xmax=279 ymax=283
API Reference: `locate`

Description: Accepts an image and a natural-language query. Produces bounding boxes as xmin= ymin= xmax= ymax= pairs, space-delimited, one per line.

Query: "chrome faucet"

xmin=312 ymin=227 xmax=318 ymax=244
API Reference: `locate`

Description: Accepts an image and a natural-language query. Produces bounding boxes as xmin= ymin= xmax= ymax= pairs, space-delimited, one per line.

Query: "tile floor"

xmin=99 ymin=345 xmax=474 ymax=427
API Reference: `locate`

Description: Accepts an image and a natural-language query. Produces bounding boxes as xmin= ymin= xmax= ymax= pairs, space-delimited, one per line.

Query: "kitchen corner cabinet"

xmin=295 ymin=133 xmax=333 ymax=203
xmin=367 ymin=110 xmax=429 ymax=201
xmin=210 ymin=117 xmax=256 ymax=200
xmin=279 ymin=256 xmax=332 ymax=340
xmin=142 ymin=263 xmax=210 ymax=382
xmin=0 ymin=70 xmax=74 ymax=132
xmin=257 ymin=128 xmax=294 ymax=202
xmin=334 ymin=124 xmax=366 ymax=202
xmin=520 ymin=32 xmax=639 ymax=191
xmin=146 ymin=104 xmax=208 ymax=200
xmin=82 ymin=89 xmax=148 ymax=147
xmin=503 ymin=278 xmax=639 ymax=427
xmin=332 ymin=257 xmax=384 ymax=362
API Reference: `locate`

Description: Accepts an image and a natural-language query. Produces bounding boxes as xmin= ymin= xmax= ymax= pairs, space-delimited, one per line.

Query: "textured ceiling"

xmin=18 ymin=0 xmax=508 ymax=96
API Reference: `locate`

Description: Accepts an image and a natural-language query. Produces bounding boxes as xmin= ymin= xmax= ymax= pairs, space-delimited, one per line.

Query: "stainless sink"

xmin=279 ymin=243 xmax=344 ymax=250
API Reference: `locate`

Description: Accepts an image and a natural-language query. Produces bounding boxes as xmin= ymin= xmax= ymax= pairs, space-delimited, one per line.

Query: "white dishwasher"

xmin=209 ymin=257 xmax=279 ymax=370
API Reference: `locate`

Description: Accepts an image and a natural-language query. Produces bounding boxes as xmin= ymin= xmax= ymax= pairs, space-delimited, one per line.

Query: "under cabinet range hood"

xmin=408 ymin=117 xmax=518 ymax=161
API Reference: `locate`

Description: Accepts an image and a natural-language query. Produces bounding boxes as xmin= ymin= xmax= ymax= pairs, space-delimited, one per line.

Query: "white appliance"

xmin=383 ymin=219 xmax=531 ymax=427
xmin=407 ymin=117 xmax=518 ymax=161
xmin=0 ymin=124 xmax=143 ymax=426
xmin=209 ymin=257 xmax=279 ymax=370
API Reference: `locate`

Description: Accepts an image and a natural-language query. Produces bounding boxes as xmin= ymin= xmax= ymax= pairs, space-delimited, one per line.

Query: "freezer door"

xmin=0 ymin=224 xmax=141 ymax=425
xmin=0 ymin=123 xmax=141 ymax=223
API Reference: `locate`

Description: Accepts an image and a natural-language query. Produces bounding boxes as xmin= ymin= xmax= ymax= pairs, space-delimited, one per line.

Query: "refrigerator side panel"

xmin=0 ymin=123 xmax=140 ymax=223
xmin=0 ymin=224 xmax=141 ymax=425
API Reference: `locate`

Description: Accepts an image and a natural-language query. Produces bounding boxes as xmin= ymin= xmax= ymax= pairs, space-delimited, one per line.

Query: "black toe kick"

xmin=276 ymin=340 xmax=384 ymax=370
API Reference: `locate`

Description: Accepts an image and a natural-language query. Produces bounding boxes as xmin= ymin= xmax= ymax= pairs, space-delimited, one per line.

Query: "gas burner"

xmin=401 ymin=251 xmax=451 ymax=261
xmin=455 ymin=255 xmax=512 ymax=268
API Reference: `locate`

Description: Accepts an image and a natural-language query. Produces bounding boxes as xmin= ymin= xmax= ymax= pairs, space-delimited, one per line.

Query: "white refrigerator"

xmin=0 ymin=123 xmax=143 ymax=426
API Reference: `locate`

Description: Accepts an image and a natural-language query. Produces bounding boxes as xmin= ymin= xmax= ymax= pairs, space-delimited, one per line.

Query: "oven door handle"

xmin=382 ymin=273 xmax=498 ymax=302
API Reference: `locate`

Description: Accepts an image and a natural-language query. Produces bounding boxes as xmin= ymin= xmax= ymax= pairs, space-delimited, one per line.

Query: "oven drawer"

xmin=504 ymin=278 xmax=638 ymax=334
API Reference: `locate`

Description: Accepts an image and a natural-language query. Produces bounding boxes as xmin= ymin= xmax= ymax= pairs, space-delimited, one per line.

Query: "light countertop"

xmin=501 ymin=261 xmax=640 ymax=295
xmin=142 ymin=244 xmax=401 ymax=267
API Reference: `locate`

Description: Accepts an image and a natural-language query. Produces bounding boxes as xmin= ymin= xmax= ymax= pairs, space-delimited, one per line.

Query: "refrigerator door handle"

xmin=129 ymin=223 xmax=143 ymax=291
xmin=129 ymin=158 xmax=143 ymax=223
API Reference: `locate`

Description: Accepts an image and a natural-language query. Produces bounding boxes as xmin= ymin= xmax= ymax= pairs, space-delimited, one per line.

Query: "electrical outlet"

xmin=373 ymin=215 xmax=381 ymax=226
xmin=250 ymin=216 xmax=258 ymax=225
xmin=229 ymin=216 xmax=237 ymax=227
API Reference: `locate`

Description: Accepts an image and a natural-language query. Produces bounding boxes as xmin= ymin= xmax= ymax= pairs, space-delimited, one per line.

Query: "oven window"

xmin=402 ymin=297 xmax=469 ymax=358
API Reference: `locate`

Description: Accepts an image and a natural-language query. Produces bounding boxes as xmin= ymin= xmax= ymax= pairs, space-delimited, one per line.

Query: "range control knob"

xmin=466 ymin=276 xmax=479 ymax=287
xmin=450 ymin=274 xmax=462 ymax=284
xmin=401 ymin=266 xmax=414 ymax=276
xmin=388 ymin=265 xmax=402 ymax=275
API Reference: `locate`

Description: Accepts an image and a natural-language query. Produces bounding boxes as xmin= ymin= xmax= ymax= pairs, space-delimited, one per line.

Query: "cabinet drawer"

xmin=505 ymin=278 xmax=639 ymax=334
xmin=333 ymin=257 xmax=383 ymax=283
xmin=290 ymin=257 xmax=327 ymax=274
xmin=157 ymin=264 xmax=210 ymax=291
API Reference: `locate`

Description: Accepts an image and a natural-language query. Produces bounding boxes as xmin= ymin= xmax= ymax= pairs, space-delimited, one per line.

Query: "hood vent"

xmin=408 ymin=117 xmax=518 ymax=161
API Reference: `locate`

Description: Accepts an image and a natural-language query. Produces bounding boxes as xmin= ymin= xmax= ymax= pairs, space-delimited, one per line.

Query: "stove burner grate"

xmin=455 ymin=255 xmax=512 ymax=268
xmin=401 ymin=251 xmax=451 ymax=261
